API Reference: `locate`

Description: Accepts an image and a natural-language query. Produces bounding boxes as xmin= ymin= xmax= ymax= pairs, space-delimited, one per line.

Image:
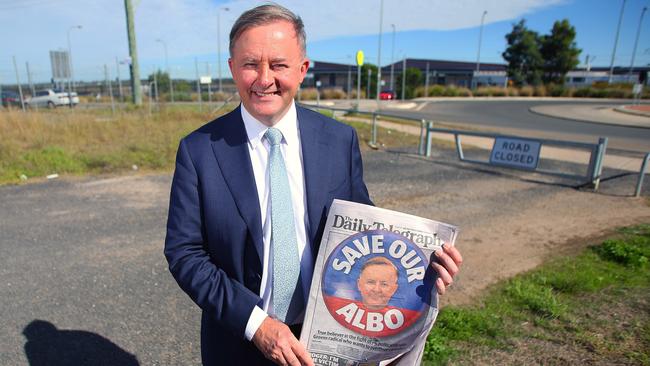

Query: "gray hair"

xmin=229 ymin=3 xmax=307 ymax=57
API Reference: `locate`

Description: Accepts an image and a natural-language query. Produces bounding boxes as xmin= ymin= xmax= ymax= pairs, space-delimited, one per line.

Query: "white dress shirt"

xmin=240 ymin=102 xmax=314 ymax=340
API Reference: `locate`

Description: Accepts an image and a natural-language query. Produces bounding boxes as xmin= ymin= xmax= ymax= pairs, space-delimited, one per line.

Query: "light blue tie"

xmin=265 ymin=128 xmax=301 ymax=323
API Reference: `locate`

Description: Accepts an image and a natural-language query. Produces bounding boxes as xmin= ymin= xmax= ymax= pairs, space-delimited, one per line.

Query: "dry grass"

xmin=0 ymin=105 xmax=232 ymax=184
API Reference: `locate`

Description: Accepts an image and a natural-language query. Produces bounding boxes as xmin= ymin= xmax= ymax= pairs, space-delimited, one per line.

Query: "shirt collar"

xmin=241 ymin=102 xmax=299 ymax=150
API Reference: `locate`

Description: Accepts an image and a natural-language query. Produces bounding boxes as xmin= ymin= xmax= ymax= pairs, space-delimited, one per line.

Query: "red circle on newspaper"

xmin=321 ymin=229 xmax=431 ymax=337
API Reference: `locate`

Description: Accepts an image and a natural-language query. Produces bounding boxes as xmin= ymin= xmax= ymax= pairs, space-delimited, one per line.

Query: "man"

xmin=165 ymin=4 xmax=462 ymax=366
xmin=357 ymin=257 xmax=399 ymax=311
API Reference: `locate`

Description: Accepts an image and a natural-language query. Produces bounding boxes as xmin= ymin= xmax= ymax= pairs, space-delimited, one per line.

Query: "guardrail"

xmin=423 ymin=123 xmax=608 ymax=189
xmin=301 ymin=104 xmax=612 ymax=191
xmin=299 ymin=103 xmax=430 ymax=154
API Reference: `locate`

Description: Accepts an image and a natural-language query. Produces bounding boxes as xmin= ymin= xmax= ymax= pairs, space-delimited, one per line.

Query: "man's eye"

xmin=272 ymin=64 xmax=288 ymax=70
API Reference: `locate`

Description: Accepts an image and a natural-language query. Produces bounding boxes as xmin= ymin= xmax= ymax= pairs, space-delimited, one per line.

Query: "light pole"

xmin=476 ymin=10 xmax=487 ymax=73
xmin=390 ymin=24 xmax=396 ymax=92
xmin=609 ymin=0 xmax=627 ymax=84
xmin=217 ymin=7 xmax=230 ymax=93
xmin=156 ymin=38 xmax=174 ymax=102
xmin=67 ymin=25 xmax=82 ymax=108
xmin=629 ymin=6 xmax=647 ymax=81
xmin=376 ymin=0 xmax=384 ymax=106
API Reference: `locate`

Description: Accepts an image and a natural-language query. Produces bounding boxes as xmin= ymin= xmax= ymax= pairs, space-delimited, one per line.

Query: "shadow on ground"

xmin=23 ymin=320 xmax=139 ymax=366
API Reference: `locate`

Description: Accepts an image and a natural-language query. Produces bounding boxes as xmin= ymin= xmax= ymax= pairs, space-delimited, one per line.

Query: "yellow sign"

xmin=356 ymin=50 xmax=364 ymax=66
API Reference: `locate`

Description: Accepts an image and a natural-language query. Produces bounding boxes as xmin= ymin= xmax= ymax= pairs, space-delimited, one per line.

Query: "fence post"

xmin=425 ymin=121 xmax=432 ymax=157
xmin=418 ymin=119 xmax=426 ymax=156
xmin=592 ymin=137 xmax=608 ymax=191
xmin=455 ymin=134 xmax=465 ymax=160
xmin=635 ymin=152 xmax=650 ymax=197
xmin=371 ymin=113 xmax=378 ymax=147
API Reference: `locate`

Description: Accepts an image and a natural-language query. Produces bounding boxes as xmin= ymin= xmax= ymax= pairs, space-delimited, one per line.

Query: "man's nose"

xmin=257 ymin=64 xmax=273 ymax=86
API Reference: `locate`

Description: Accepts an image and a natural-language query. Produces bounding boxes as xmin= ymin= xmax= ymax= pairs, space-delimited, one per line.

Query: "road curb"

xmin=614 ymin=106 xmax=650 ymax=118
xmin=528 ymin=106 xmax=650 ymax=130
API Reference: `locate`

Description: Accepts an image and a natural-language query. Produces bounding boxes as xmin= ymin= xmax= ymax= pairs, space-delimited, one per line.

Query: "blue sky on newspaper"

xmin=1 ymin=0 xmax=649 ymax=82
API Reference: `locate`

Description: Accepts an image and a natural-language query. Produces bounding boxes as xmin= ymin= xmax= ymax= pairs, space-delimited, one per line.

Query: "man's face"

xmin=357 ymin=264 xmax=398 ymax=310
xmin=228 ymin=20 xmax=309 ymax=126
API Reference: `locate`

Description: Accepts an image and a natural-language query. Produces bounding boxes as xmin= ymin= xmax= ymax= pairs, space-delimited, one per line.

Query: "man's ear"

xmin=298 ymin=58 xmax=310 ymax=82
xmin=228 ymin=58 xmax=234 ymax=80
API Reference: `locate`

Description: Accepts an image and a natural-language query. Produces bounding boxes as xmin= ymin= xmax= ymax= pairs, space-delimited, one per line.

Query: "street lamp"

xmin=67 ymin=24 xmax=82 ymax=107
xmin=476 ymin=10 xmax=487 ymax=73
xmin=376 ymin=0 xmax=384 ymax=105
xmin=628 ymin=6 xmax=647 ymax=81
xmin=390 ymin=24 xmax=396 ymax=92
xmin=156 ymin=38 xmax=174 ymax=102
xmin=608 ymin=0 xmax=627 ymax=84
xmin=217 ymin=6 xmax=230 ymax=93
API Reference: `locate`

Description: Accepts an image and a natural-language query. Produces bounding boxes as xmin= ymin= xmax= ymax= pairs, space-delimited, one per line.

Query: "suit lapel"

xmin=210 ymin=107 xmax=264 ymax=265
xmin=297 ymin=106 xmax=332 ymax=249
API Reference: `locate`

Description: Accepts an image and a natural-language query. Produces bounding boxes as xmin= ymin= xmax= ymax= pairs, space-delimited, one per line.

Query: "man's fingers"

xmin=443 ymin=243 xmax=463 ymax=268
xmin=292 ymin=340 xmax=314 ymax=366
xmin=435 ymin=277 xmax=446 ymax=295
xmin=430 ymin=261 xmax=453 ymax=286
xmin=434 ymin=248 xmax=460 ymax=277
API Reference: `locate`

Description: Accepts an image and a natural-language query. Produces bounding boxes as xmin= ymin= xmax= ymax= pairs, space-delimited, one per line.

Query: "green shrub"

xmin=428 ymin=85 xmax=445 ymax=97
xmin=594 ymin=238 xmax=649 ymax=268
xmin=299 ymin=88 xmax=318 ymax=100
xmin=506 ymin=87 xmax=519 ymax=96
xmin=533 ymin=85 xmax=547 ymax=97
xmin=321 ymin=88 xmax=347 ymax=99
xmin=519 ymin=86 xmax=534 ymax=97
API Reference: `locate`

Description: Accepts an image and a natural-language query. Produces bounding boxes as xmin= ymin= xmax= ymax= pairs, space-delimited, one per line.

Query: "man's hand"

xmin=430 ymin=243 xmax=463 ymax=295
xmin=252 ymin=317 xmax=314 ymax=366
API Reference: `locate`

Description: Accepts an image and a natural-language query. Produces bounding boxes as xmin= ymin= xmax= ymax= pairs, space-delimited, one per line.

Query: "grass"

xmin=423 ymin=224 xmax=650 ymax=365
xmin=0 ymin=105 xmax=229 ymax=184
xmin=0 ymin=104 xmax=420 ymax=185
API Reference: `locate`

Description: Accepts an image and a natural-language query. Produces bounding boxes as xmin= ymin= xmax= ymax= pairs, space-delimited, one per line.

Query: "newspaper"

xmin=300 ymin=199 xmax=459 ymax=365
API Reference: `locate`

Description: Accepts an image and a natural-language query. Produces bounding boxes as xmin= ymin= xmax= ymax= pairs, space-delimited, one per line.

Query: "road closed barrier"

xmin=423 ymin=124 xmax=608 ymax=190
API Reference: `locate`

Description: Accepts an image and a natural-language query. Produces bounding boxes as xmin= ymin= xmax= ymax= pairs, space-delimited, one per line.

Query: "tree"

xmin=147 ymin=70 xmax=170 ymax=94
xmin=396 ymin=67 xmax=423 ymax=99
xmin=502 ymin=20 xmax=543 ymax=86
xmin=540 ymin=19 xmax=581 ymax=84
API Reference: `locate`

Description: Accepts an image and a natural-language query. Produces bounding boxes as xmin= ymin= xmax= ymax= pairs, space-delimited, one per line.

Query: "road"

xmin=318 ymin=99 xmax=650 ymax=154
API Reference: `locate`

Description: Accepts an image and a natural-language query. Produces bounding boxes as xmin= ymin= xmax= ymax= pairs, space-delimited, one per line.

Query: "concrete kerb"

xmin=614 ymin=106 xmax=650 ymax=118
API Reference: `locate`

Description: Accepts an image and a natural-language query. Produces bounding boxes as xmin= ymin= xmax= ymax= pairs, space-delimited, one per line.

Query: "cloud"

xmin=0 ymin=0 xmax=565 ymax=80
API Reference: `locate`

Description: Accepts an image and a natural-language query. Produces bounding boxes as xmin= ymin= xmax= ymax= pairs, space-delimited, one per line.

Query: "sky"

xmin=1 ymin=0 xmax=649 ymax=84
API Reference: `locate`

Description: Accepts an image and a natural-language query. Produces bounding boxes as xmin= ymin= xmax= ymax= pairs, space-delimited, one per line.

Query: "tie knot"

xmin=265 ymin=128 xmax=283 ymax=146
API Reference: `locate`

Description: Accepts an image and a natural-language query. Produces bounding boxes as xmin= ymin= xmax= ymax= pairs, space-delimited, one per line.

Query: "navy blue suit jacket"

xmin=164 ymin=105 xmax=372 ymax=365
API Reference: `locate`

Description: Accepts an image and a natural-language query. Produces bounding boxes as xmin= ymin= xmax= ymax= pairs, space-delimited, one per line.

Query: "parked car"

xmin=379 ymin=90 xmax=395 ymax=100
xmin=26 ymin=89 xmax=79 ymax=108
xmin=1 ymin=90 xmax=23 ymax=108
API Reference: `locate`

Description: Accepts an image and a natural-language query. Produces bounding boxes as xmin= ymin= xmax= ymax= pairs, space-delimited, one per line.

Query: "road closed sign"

xmin=489 ymin=137 xmax=541 ymax=170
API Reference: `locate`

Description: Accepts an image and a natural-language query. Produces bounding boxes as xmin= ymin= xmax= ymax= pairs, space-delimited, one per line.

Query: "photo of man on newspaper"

xmin=357 ymin=257 xmax=399 ymax=311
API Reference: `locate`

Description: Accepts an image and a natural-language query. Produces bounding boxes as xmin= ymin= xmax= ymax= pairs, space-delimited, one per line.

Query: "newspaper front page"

xmin=300 ymin=199 xmax=459 ymax=365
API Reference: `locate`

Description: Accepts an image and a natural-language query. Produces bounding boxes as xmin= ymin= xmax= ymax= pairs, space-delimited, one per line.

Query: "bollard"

xmin=455 ymin=134 xmax=464 ymax=160
xmin=371 ymin=113 xmax=378 ymax=147
xmin=635 ymin=152 xmax=650 ymax=197
xmin=592 ymin=137 xmax=608 ymax=191
xmin=418 ymin=119 xmax=426 ymax=156
xmin=425 ymin=121 xmax=432 ymax=157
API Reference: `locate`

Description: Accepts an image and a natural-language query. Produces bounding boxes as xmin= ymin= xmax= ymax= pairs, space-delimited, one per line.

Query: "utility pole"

xmin=26 ymin=62 xmax=35 ymax=97
xmin=217 ymin=7 xmax=230 ymax=93
xmin=367 ymin=68 xmax=372 ymax=99
xmin=116 ymin=56 xmax=124 ymax=102
xmin=124 ymin=0 xmax=142 ymax=105
xmin=629 ymin=6 xmax=647 ymax=81
xmin=401 ymin=58 xmax=406 ymax=100
xmin=390 ymin=24 xmax=396 ymax=92
xmin=476 ymin=11 xmax=487 ymax=73
xmin=195 ymin=57 xmax=202 ymax=111
xmin=425 ymin=62 xmax=430 ymax=97
xmin=375 ymin=0 xmax=384 ymax=105
xmin=608 ymin=0 xmax=626 ymax=84
xmin=13 ymin=56 xmax=26 ymax=111
xmin=104 ymin=64 xmax=115 ymax=114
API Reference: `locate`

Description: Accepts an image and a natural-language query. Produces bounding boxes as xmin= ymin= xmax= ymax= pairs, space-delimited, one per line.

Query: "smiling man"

xmin=357 ymin=257 xmax=399 ymax=311
xmin=165 ymin=4 xmax=462 ymax=366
